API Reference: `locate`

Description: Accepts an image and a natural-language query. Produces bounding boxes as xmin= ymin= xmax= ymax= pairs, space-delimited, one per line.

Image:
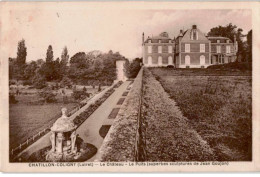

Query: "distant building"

xmin=142 ymin=32 xmax=175 ymax=67
xmin=142 ymin=25 xmax=238 ymax=68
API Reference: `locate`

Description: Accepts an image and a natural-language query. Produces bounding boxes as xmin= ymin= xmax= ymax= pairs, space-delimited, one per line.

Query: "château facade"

xmin=142 ymin=25 xmax=238 ymax=68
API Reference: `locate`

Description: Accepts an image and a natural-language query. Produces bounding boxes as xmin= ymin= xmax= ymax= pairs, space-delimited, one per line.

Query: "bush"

xmin=22 ymin=80 xmax=32 ymax=86
xmin=9 ymin=80 xmax=16 ymax=86
xmin=60 ymin=77 xmax=72 ymax=88
xmin=72 ymin=90 xmax=89 ymax=101
xmin=38 ymin=89 xmax=57 ymax=103
xmin=33 ymin=76 xmax=47 ymax=89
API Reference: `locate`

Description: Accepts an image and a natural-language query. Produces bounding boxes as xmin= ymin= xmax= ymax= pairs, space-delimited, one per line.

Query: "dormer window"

xmin=217 ymin=40 xmax=220 ymax=43
xmin=169 ymin=40 xmax=171 ymax=43
xmin=227 ymin=40 xmax=229 ymax=43
xmin=159 ymin=40 xmax=161 ymax=43
xmin=191 ymin=30 xmax=198 ymax=40
xmin=148 ymin=40 xmax=151 ymax=43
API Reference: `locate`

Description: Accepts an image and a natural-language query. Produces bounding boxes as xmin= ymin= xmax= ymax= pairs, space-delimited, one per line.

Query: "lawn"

xmin=150 ymin=68 xmax=252 ymax=161
xmin=9 ymin=102 xmax=77 ymax=150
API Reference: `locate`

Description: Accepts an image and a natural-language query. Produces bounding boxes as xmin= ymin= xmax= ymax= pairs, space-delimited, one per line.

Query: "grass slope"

xmin=150 ymin=68 xmax=252 ymax=161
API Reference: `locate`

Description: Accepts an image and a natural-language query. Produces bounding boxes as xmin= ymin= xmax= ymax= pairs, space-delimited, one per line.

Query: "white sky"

xmin=1 ymin=3 xmax=252 ymax=62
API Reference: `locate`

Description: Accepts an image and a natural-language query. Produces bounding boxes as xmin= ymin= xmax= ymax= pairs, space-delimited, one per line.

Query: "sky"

xmin=1 ymin=3 xmax=252 ymax=62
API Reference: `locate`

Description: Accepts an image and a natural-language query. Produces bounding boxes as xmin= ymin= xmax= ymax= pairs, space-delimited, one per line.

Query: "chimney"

xmin=180 ymin=30 xmax=183 ymax=34
xmin=192 ymin=25 xmax=197 ymax=29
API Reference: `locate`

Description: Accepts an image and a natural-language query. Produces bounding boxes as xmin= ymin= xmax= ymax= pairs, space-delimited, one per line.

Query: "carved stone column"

xmin=56 ymin=132 xmax=64 ymax=154
xmin=50 ymin=132 xmax=56 ymax=152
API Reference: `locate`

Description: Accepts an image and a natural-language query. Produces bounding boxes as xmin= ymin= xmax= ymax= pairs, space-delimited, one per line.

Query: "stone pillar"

xmin=116 ymin=60 xmax=127 ymax=82
xmin=56 ymin=132 xmax=63 ymax=154
xmin=50 ymin=132 xmax=56 ymax=152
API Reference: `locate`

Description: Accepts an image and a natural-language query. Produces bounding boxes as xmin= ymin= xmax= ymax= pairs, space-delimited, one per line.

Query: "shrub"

xmin=33 ymin=76 xmax=47 ymax=89
xmin=82 ymin=86 xmax=87 ymax=92
xmin=72 ymin=90 xmax=89 ymax=101
xmin=38 ymin=89 xmax=57 ymax=103
xmin=22 ymin=80 xmax=32 ymax=86
xmin=60 ymin=77 xmax=72 ymax=88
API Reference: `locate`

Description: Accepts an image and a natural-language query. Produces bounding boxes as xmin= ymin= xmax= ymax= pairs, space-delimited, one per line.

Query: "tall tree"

xmin=60 ymin=46 xmax=69 ymax=66
xmin=16 ymin=39 xmax=27 ymax=65
xmin=46 ymin=45 xmax=54 ymax=64
xmin=60 ymin=46 xmax=69 ymax=77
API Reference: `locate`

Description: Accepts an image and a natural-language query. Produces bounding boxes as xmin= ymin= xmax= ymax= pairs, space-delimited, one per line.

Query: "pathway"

xmin=76 ymin=81 xmax=130 ymax=161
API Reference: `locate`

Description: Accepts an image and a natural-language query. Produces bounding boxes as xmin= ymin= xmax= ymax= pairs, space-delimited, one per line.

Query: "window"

xmin=185 ymin=55 xmax=190 ymax=65
xmin=159 ymin=40 xmax=161 ymax=43
xmin=168 ymin=56 xmax=173 ymax=65
xmin=148 ymin=40 xmax=151 ymax=43
xmin=185 ymin=44 xmax=190 ymax=52
xmin=158 ymin=56 xmax=162 ymax=66
xmin=227 ymin=40 xmax=229 ymax=43
xmin=200 ymin=44 xmax=205 ymax=52
xmin=169 ymin=40 xmax=172 ymax=43
xmin=191 ymin=30 xmax=198 ymax=40
xmin=217 ymin=40 xmax=220 ymax=43
xmin=168 ymin=46 xmax=173 ymax=53
xmin=148 ymin=46 xmax=152 ymax=53
xmin=226 ymin=46 xmax=231 ymax=54
xmin=217 ymin=46 xmax=221 ymax=53
xmin=148 ymin=56 xmax=152 ymax=65
xmin=158 ymin=46 xmax=162 ymax=53
xmin=200 ymin=55 xmax=205 ymax=65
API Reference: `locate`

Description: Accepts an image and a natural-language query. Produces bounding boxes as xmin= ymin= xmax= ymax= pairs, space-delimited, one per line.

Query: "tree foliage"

xmin=16 ymin=39 xmax=27 ymax=65
xmin=124 ymin=58 xmax=142 ymax=78
xmin=9 ymin=43 xmax=128 ymax=87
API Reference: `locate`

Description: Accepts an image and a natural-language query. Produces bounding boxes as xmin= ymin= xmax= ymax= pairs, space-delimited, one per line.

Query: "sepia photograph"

xmin=0 ymin=1 xmax=259 ymax=172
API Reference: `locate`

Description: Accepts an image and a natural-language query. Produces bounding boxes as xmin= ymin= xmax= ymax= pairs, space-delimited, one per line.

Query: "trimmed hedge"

xmin=142 ymin=68 xmax=216 ymax=161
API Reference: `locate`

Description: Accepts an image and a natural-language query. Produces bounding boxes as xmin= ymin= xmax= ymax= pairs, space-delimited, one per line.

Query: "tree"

xmin=24 ymin=61 xmax=37 ymax=80
xmin=124 ymin=58 xmax=142 ymax=78
xmin=33 ymin=74 xmax=47 ymax=89
xmin=16 ymin=39 xmax=27 ymax=65
xmin=46 ymin=45 xmax=54 ymax=64
xmin=41 ymin=45 xmax=58 ymax=81
xmin=68 ymin=52 xmax=91 ymax=81
xmin=208 ymin=23 xmax=246 ymax=62
xmin=60 ymin=46 xmax=69 ymax=76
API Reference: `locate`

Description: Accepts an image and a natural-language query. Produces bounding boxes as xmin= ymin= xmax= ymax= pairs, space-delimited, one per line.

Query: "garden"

xmin=9 ymin=83 xmax=104 ymax=151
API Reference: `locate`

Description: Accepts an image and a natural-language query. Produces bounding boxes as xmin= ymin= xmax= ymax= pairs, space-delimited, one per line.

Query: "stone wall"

xmin=95 ymin=68 xmax=143 ymax=162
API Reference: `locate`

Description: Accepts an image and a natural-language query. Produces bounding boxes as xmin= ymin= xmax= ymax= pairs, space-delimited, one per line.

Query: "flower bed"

xmin=73 ymin=82 xmax=122 ymax=127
